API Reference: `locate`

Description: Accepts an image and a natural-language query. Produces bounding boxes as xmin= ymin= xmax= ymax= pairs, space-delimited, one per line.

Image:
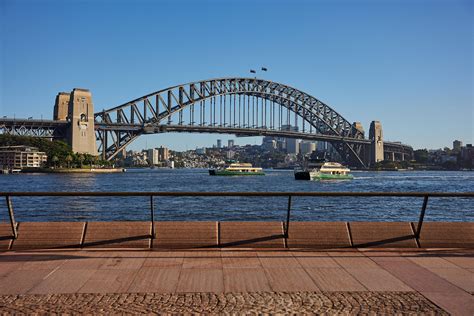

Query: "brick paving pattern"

xmin=0 ymin=291 xmax=447 ymax=314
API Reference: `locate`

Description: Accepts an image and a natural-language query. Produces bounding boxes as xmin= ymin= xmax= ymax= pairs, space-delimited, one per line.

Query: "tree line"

xmin=0 ymin=135 xmax=111 ymax=168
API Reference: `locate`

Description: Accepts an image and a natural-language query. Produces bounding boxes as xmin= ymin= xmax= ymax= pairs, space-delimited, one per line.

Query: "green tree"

xmin=76 ymin=154 xmax=85 ymax=168
xmin=65 ymin=155 xmax=73 ymax=168
xmin=414 ymin=149 xmax=429 ymax=163
xmin=52 ymin=155 xmax=59 ymax=168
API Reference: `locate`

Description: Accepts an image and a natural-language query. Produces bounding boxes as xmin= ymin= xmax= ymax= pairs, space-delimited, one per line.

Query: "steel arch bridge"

xmin=95 ymin=77 xmax=370 ymax=166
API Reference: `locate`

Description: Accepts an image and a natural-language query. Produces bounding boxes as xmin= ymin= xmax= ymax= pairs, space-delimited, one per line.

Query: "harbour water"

xmin=0 ymin=170 xmax=472 ymax=222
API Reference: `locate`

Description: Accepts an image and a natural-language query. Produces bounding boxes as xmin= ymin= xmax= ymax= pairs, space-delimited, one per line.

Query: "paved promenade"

xmin=0 ymin=248 xmax=473 ymax=314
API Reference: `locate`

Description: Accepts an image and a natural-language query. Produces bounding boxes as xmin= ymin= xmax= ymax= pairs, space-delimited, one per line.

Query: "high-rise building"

xmin=286 ymin=138 xmax=300 ymax=154
xmin=262 ymin=136 xmax=277 ymax=150
xmin=281 ymin=125 xmax=300 ymax=154
xmin=461 ymin=144 xmax=473 ymax=164
xmin=317 ymin=141 xmax=329 ymax=152
xmin=217 ymin=139 xmax=222 ymax=148
xmin=300 ymin=141 xmax=316 ymax=155
xmin=228 ymin=139 xmax=235 ymax=148
xmin=157 ymin=146 xmax=169 ymax=161
xmin=147 ymin=148 xmax=159 ymax=165
xmin=453 ymin=140 xmax=463 ymax=152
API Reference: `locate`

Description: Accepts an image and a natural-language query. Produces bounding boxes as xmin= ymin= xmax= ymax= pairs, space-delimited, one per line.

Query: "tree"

xmin=442 ymin=161 xmax=458 ymax=170
xmin=75 ymin=154 xmax=85 ymax=168
xmin=414 ymin=149 xmax=429 ymax=164
xmin=52 ymin=155 xmax=59 ymax=168
xmin=65 ymin=155 xmax=73 ymax=169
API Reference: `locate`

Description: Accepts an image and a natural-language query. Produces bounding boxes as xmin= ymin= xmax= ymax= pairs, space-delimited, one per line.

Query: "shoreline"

xmin=20 ymin=167 xmax=126 ymax=173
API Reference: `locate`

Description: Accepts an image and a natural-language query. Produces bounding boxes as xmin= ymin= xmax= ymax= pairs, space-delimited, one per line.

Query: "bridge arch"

xmin=95 ymin=78 xmax=367 ymax=166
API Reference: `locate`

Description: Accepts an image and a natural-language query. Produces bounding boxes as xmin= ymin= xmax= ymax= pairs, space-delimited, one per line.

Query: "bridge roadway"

xmin=0 ymin=118 xmax=411 ymax=154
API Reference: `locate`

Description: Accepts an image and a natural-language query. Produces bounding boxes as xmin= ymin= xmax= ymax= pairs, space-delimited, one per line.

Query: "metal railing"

xmin=1 ymin=191 xmax=473 ymax=240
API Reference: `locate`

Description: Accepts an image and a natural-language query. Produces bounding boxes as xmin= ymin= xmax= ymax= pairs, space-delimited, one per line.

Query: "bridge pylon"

xmin=53 ymin=88 xmax=97 ymax=156
xmin=369 ymin=120 xmax=384 ymax=166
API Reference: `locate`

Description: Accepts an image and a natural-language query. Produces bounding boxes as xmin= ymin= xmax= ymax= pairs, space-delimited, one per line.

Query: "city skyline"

xmin=1 ymin=0 xmax=472 ymax=151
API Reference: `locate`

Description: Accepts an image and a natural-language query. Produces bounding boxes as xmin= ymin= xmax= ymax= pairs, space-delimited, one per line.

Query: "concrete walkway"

xmin=0 ymin=248 xmax=473 ymax=314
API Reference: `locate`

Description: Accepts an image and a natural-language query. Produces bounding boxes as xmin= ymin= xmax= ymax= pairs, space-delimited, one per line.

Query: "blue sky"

xmin=1 ymin=0 xmax=472 ymax=151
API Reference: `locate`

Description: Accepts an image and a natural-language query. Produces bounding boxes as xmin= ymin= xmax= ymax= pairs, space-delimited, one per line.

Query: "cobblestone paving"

xmin=0 ymin=292 xmax=447 ymax=314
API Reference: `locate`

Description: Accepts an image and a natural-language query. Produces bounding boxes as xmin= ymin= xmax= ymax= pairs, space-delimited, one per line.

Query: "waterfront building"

xmin=226 ymin=150 xmax=235 ymax=159
xmin=286 ymin=138 xmax=300 ymax=154
xmin=157 ymin=146 xmax=169 ymax=161
xmin=0 ymin=146 xmax=47 ymax=169
xmin=228 ymin=139 xmax=235 ymax=148
xmin=262 ymin=136 xmax=277 ymax=150
xmin=441 ymin=155 xmax=457 ymax=164
xmin=317 ymin=141 xmax=329 ymax=152
xmin=281 ymin=125 xmax=300 ymax=154
xmin=453 ymin=140 xmax=463 ymax=152
xmin=217 ymin=139 xmax=222 ymax=148
xmin=300 ymin=141 xmax=316 ymax=155
xmin=147 ymin=148 xmax=159 ymax=165
xmin=124 ymin=151 xmax=148 ymax=167
xmin=461 ymin=144 xmax=473 ymax=164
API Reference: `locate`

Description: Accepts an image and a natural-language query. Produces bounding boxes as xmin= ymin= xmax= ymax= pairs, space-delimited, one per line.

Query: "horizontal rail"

xmin=0 ymin=191 xmax=472 ymax=197
xmin=2 ymin=191 xmax=472 ymax=244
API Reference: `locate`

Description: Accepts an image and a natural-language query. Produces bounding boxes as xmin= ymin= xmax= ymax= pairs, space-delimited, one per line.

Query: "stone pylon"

xmin=53 ymin=88 xmax=97 ymax=155
xmin=369 ymin=121 xmax=384 ymax=166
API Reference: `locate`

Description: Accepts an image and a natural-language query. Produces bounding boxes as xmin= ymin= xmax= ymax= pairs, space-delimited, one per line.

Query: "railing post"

xmin=6 ymin=196 xmax=18 ymax=239
xmin=415 ymin=195 xmax=429 ymax=239
xmin=150 ymin=195 xmax=155 ymax=239
xmin=285 ymin=195 xmax=292 ymax=238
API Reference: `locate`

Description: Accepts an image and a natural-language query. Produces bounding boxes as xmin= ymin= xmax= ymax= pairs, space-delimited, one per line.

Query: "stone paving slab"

xmin=2 ymin=221 xmax=474 ymax=250
xmin=0 ymin=223 xmax=14 ymax=251
xmin=1 ymin=249 xmax=473 ymax=314
xmin=220 ymin=221 xmax=285 ymax=248
xmin=286 ymin=222 xmax=351 ymax=248
xmin=350 ymin=222 xmax=418 ymax=248
xmin=0 ymin=292 xmax=448 ymax=314
xmin=83 ymin=222 xmax=151 ymax=248
xmin=415 ymin=221 xmax=474 ymax=248
xmin=153 ymin=221 xmax=216 ymax=248
xmin=12 ymin=222 xmax=85 ymax=250
xmin=370 ymin=255 xmax=474 ymax=316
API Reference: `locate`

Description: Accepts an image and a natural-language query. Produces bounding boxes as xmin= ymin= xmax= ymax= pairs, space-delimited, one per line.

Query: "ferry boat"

xmin=294 ymin=162 xmax=353 ymax=180
xmin=209 ymin=163 xmax=264 ymax=176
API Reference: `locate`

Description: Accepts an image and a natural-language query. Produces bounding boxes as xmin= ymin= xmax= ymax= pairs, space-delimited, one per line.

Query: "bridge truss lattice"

xmin=95 ymin=78 xmax=369 ymax=166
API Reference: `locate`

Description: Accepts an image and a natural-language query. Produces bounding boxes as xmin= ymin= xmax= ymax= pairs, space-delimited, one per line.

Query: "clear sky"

xmin=1 ymin=0 xmax=472 ymax=151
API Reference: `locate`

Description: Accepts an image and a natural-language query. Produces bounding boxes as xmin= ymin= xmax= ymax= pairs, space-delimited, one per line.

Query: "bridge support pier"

xmin=369 ymin=121 xmax=384 ymax=167
xmin=53 ymin=89 xmax=97 ymax=156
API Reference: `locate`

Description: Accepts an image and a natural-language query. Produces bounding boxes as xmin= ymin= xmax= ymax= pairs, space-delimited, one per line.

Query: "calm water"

xmin=0 ymin=169 xmax=473 ymax=222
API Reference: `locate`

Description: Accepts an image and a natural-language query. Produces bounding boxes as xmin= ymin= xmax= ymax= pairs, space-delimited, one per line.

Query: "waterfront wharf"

xmin=0 ymin=191 xmax=473 ymax=314
xmin=0 ymin=249 xmax=473 ymax=314
xmin=1 ymin=191 xmax=473 ymax=250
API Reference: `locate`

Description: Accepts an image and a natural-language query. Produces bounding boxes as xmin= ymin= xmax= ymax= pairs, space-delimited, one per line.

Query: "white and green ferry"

xmin=294 ymin=162 xmax=353 ymax=180
xmin=209 ymin=163 xmax=264 ymax=176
